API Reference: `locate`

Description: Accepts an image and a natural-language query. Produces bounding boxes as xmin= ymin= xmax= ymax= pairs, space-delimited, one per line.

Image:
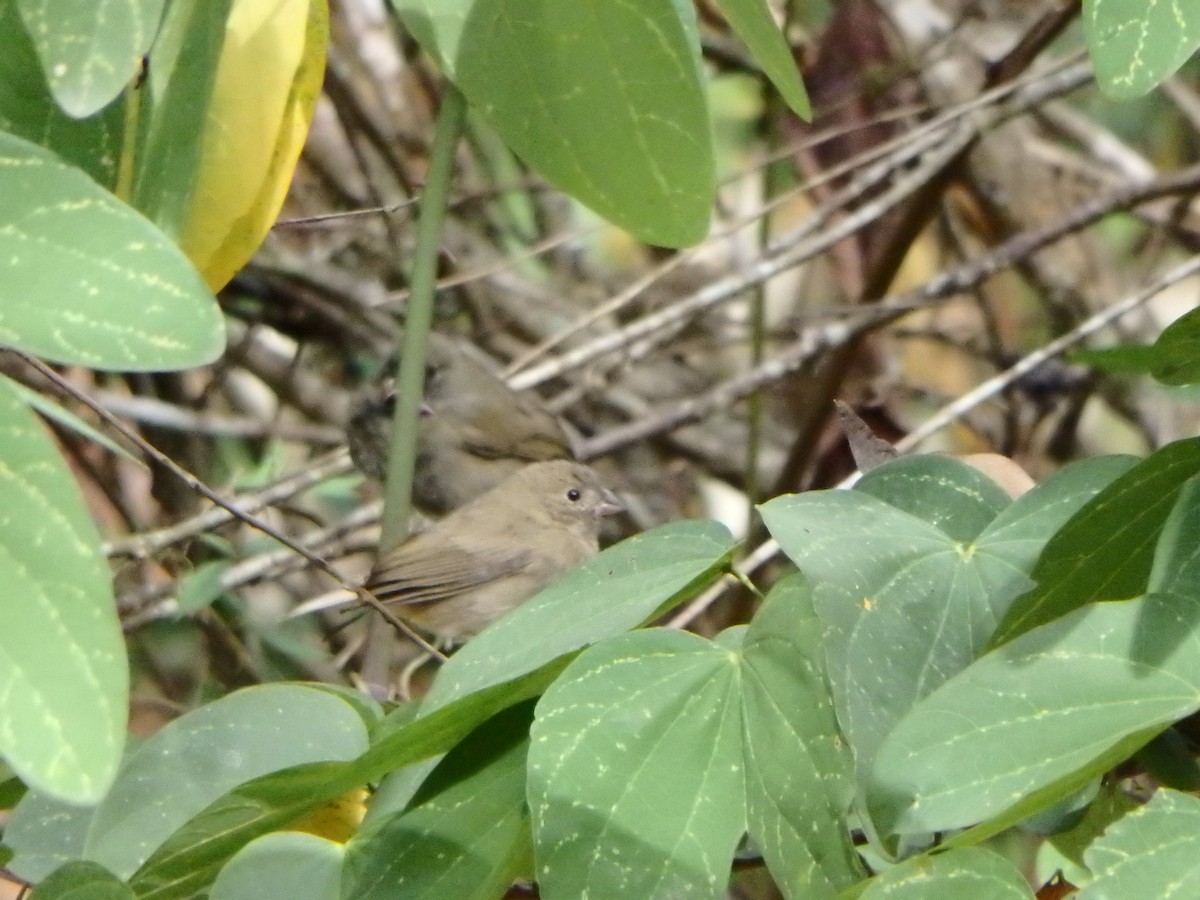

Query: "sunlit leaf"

xmin=529 ymin=629 xmax=745 ymax=899
xmin=15 ymin=0 xmax=165 ymax=118
xmin=393 ymin=0 xmax=714 ymax=247
xmin=421 ymin=520 xmax=735 ymax=714
xmin=0 ymin=130 xmax=223 ymax=370
xmin=0 ymin=0 xmax=123 ymax=184
xmin=859 ymin=847 xmax=1033 ymax=899
xmin=741 ymin=576 xmax=863 ymax=897
xmin=209 ymin=832 xmax=343 ymax=900
xmin=1081 ymin=789 xmax=1200 ymax=897
xmin=0 ymin=377 xmax=126 ymax=804
xmin=1084 ymin=0 xmax=1200 ymax=99
xmin=868 ymin=593 xmax=1200 ymax=835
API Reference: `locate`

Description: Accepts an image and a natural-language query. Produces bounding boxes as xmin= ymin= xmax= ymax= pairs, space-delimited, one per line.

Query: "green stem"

xmin=379 ymin=84 xmax=468 ymax=552
xmin=361 ymin=85 xmax=467 ymax=697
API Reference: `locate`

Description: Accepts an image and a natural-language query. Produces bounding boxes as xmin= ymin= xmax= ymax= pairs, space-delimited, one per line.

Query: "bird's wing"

xmin=460 ymin=407 xmax=569 ymax=462
xmin=366 ymin=541 xmax=532 ymax=607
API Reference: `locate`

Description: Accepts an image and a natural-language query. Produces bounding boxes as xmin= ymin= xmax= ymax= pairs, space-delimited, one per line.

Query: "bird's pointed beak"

xmin=596 ymin=489 xmax=624 ymax=517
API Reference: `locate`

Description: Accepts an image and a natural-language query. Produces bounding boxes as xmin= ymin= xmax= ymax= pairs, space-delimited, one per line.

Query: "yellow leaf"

xmin=292 ymin=787 xmax=368 ymax=843
xmin=181 ymin=0 xmax=328 ymax=290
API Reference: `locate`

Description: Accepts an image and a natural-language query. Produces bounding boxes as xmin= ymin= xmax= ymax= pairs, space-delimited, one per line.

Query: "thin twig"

xmin=13 ymin=352 xmax=443 ymax=659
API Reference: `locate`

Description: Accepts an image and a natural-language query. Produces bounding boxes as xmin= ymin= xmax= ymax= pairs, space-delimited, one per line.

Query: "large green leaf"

xmin=529 ymin=629 xmax=746 ymax=899
xmin=0 ymin=0 xmax=123 ymax=185
xmin=0 ymin=377 xmax=126 ymax=804
xmin=82 ymin=684 xmax=368 ymax=879
xmin=0 ymin=130 xmax=224 ymax=369
xmin=740 ymin=576 xmax=863 ymax=898
xmin=867 ymin=593 xmax=1200 ymax=836
xmin=994 ymin=439 xmax=1200 ymax=644
xmin=15 ymin=0 xmax=165 ymax=118
xmin=344 ymin=705 xmax=532 ymax=900
xmin=209 ymin=832 xmax=343 ymax=900
xmin=1081 ymin=789 xmax=1200 ymax=897
xmin=392 ymin=0 xmax=714 ymax=247
xmin=760 ymin=456 xmax=1126 ymax=775
xmin=1084 ymin=0 xmax=1200 ymax=99
xmin=859 ymin=848 xmax=1033 ymax=899
xmin=421 ymin=519 xmax=735 ymax=714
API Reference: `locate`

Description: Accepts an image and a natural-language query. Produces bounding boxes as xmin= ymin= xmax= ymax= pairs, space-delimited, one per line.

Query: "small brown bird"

xmin=365 ymin=460 xmax=623 ymax=642
xmin=347 ymin=336 xmax=573 ymax=513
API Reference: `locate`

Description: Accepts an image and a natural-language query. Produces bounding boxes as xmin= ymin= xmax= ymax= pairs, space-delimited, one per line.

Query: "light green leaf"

xmin=995 ymin=438 xmax=1200 ymax=644
xmin=1084 ymin=0 xmax=1200 ymax=99
xmin=859 ymin=847 xmax=1033 ymax=899
xmin=27 ymin=860 xmax=134 ymax=900
xmin=0 ymin=0 xmax=123 ymax=185
xmin=393 ymin=0 xmax=715 ymax=247
xmin=209 ymin=832 xmax=343 ymax=900
xmin=741 ymin=576 xmax=863 ymax=897
xmin=0 ymin=129 xmax=224 ymax=370
xmin=1081 ymin=789 xmax=1200 ymax=898
xmin=529 ymin=629 xmax=745 ymax=899
xmin=421 ymin=519 xmax=735 ymax=714
xmin=0 ymin=377 xmax=126 ymax=804
xmin=868 ymin=593 xmax=1200 ymax=836
xmin=15 ymin=0 xmax=165 ymax=118
xmin=83 ymin=684 xmax=369 ymax=879
xmin=345 ymin=705 xmax=531 ymax=900
xmin=7 ymin=790 xmax=95 ymax=883
xmin=713 ymin=0 xmax=809 ymax=118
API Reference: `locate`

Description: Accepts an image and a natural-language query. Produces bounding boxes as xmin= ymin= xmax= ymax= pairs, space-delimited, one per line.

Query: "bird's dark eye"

xmin=566 ymin=488 xmax=582 ymax=502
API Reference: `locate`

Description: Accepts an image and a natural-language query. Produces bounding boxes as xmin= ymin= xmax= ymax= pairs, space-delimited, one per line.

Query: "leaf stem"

xmin=378 ymin=84 xmax=468 ymax=551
